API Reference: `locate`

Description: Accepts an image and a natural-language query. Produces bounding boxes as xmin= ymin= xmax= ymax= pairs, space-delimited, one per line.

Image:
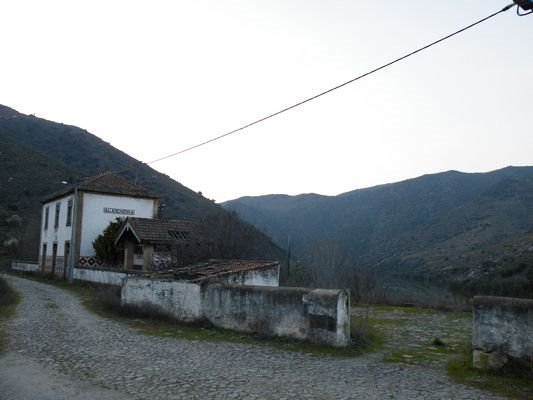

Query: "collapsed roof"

xmin=147 ymin=259 xmax=280 ymax=283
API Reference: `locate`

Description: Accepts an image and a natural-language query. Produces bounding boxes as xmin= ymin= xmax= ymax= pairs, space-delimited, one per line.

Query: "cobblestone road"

xmin=0 ymin=276 xmax=507 ymax=399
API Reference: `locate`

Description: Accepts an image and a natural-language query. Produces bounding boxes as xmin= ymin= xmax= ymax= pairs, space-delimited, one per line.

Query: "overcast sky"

xmin=1 ymin=1 xmax=532 ymax=202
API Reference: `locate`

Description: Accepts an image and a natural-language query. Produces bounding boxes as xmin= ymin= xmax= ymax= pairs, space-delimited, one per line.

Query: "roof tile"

xmin=151 ymin=259 xmax=279 ymax=282
xmin=124 ymin=217 xmax=196 ymax=244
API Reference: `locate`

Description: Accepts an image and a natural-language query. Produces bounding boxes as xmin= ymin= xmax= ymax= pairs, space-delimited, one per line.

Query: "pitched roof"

xmin=42 ymin=172 xmax=158 ymax=202
xmin=116 ymin=217 xmax=196 ymax=245
xmin=78 ymin=173 xmax=158 ymax=198
xmin=151 ymin=259 xmax=280 ymax=283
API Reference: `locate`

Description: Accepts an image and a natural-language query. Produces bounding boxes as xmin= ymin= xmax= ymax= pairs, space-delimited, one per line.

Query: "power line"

xmin=115 ymin=3 xmax=516 ymax=175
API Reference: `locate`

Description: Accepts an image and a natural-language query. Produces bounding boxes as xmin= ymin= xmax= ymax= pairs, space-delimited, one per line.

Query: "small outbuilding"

xmin=115 ymin=217 xmax=197 ymax=270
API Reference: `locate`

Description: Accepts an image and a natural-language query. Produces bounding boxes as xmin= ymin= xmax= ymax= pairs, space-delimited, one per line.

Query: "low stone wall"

xmin=121 ymin=278 xmax=350 ymax=347
xmin=472 ymin=296 xmax=533 ymax=372
xmin=73 ymin=267 xmax=133 ymax=286
xmin=205 ymin=284 xmax=350 ymax=347
xmin=11 ymin=260 xmax=40 ymax=273
xmin=122 ymin=278 xmax=203 ymax=322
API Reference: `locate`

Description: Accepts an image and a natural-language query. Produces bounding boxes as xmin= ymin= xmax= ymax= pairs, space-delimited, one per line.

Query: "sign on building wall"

xmin=103 ymin=207 xmax=135 ymax=215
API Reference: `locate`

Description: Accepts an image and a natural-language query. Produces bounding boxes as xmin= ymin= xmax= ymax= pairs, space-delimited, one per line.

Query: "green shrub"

xmin=92 ymin=218 xmax=124 ymax=265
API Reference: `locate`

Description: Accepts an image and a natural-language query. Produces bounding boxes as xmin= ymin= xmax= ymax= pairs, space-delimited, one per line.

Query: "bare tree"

xmin=307 ymin=240 xmax=378 ymax=303
xmin=308 ymin=240 xmax=351 ymax=288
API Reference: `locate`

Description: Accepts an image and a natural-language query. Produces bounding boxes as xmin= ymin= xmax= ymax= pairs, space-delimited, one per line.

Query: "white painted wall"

xmin=12 ymin=261 xmax=40 ymax=272
xmin=73 ymin=267 xmax=130 ymax=286
xmin=121 ymin=278 xmax=351 ymax=347
xmin=221 ymin=265 xmax=280 ymax=287
xmin=79 ymin=193 xmax=156 ymax=257
xmin=121 ymin=278 xmax=203 ymax=322
xmin=472 ymin=296 xmax=533 ymax=370
xmin=39 ymin=195 xmax=74 ymax=258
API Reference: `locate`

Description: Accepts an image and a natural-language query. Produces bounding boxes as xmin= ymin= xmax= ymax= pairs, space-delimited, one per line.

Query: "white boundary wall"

xmin=11 ymin=261 xmax=40 ymax=272
xmin=121 ymin=277 xmax=350 ymax=347
xmin=73 ymin=267 xmax=132 ymax=286
xmin=219 ymin=265 xmax=279 ymax=287
xmin=122 ymin=278 xmax=203 ymax=321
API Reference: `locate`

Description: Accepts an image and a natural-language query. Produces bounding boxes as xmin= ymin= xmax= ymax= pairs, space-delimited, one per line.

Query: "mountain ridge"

xmin=223 ymin=167 xmax=533 ymax=297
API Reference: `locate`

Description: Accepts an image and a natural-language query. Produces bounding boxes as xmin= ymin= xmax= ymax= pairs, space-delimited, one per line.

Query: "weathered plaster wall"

xmin=120 ymin=278 xmax=350 ymax=347
xmin=73 ymin=267 xmax=131 ymax=286
xmin=204 ymin=285 xmax=350 ymax=347
xmin=121 ymin=277 xmax=203 ymax=322
xmin=11 ymin=261 xmax=40 ymax=272
xmin=472 ymin=296 xmax=533 ymax=371
xmin=219 ymin=265 xmax=279 ymax=287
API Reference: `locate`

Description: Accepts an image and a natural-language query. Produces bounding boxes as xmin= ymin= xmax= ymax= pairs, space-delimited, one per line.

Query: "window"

xmin=41 ymin=243 xmax=47 ymax=270
xmin=66 ymin=199 xmax=73 ymax=227
xmin=44 ymin=206 xmax=50 ymax=230
xmin=54 ymin=202 xmax=60 ymax=229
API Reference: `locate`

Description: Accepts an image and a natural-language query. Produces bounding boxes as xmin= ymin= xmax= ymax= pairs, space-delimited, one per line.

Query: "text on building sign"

xmin=103 ymin=207 xmax=135 ymax=215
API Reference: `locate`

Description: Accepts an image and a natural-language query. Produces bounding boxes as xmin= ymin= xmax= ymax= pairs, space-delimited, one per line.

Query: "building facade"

xmin=39 ymin=173 xmax=158 ymax=278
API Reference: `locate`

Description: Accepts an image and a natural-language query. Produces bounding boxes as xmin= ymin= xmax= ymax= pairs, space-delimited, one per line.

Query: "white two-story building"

xmin=39 ymin=172 xmax=159 ymax=278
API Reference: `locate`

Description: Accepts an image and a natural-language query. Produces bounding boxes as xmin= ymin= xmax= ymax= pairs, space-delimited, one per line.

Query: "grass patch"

xmin=0 ymin=276 xmax=21 ymax=352
xmin=365 ymin=304 xmax=436 ymax=314
xmin=350 ymin=316 xmax=384 ymax=351
xmin=384 ymin=345 xmax=451 ymax=365
xmin=367 ymin=317 xmax=408 ymax=328
xmin=447 ymin=344 xmax=533 ymax=399
xmin=366 ymin=303 xmax=471 ymax=316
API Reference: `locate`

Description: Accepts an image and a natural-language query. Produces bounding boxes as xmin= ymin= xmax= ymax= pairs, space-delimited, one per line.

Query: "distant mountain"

xmin=223 ymin=167 xmax=533 ymax=297
xmin=0 ymin=104 xmax=284 ymax=265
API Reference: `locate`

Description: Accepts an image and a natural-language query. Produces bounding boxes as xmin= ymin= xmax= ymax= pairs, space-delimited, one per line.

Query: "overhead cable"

xmin=114 ymin=3 xmax=516 ymax=175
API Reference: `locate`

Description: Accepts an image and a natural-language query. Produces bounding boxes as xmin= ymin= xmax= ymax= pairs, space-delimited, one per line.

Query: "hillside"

xmin=223 ymin=167 xmax=533 ymax=297
xmin=0 ymin=133 xmax=82 ymax=263
xmin=0 ymin=105 xmax=218 ymax=218
xmin=0 ymin=104 xmax=284 ymax=264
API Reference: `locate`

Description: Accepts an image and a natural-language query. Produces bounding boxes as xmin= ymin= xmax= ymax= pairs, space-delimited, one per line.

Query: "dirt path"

xmin=0 ymin=276 xmax=506 ymax=399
